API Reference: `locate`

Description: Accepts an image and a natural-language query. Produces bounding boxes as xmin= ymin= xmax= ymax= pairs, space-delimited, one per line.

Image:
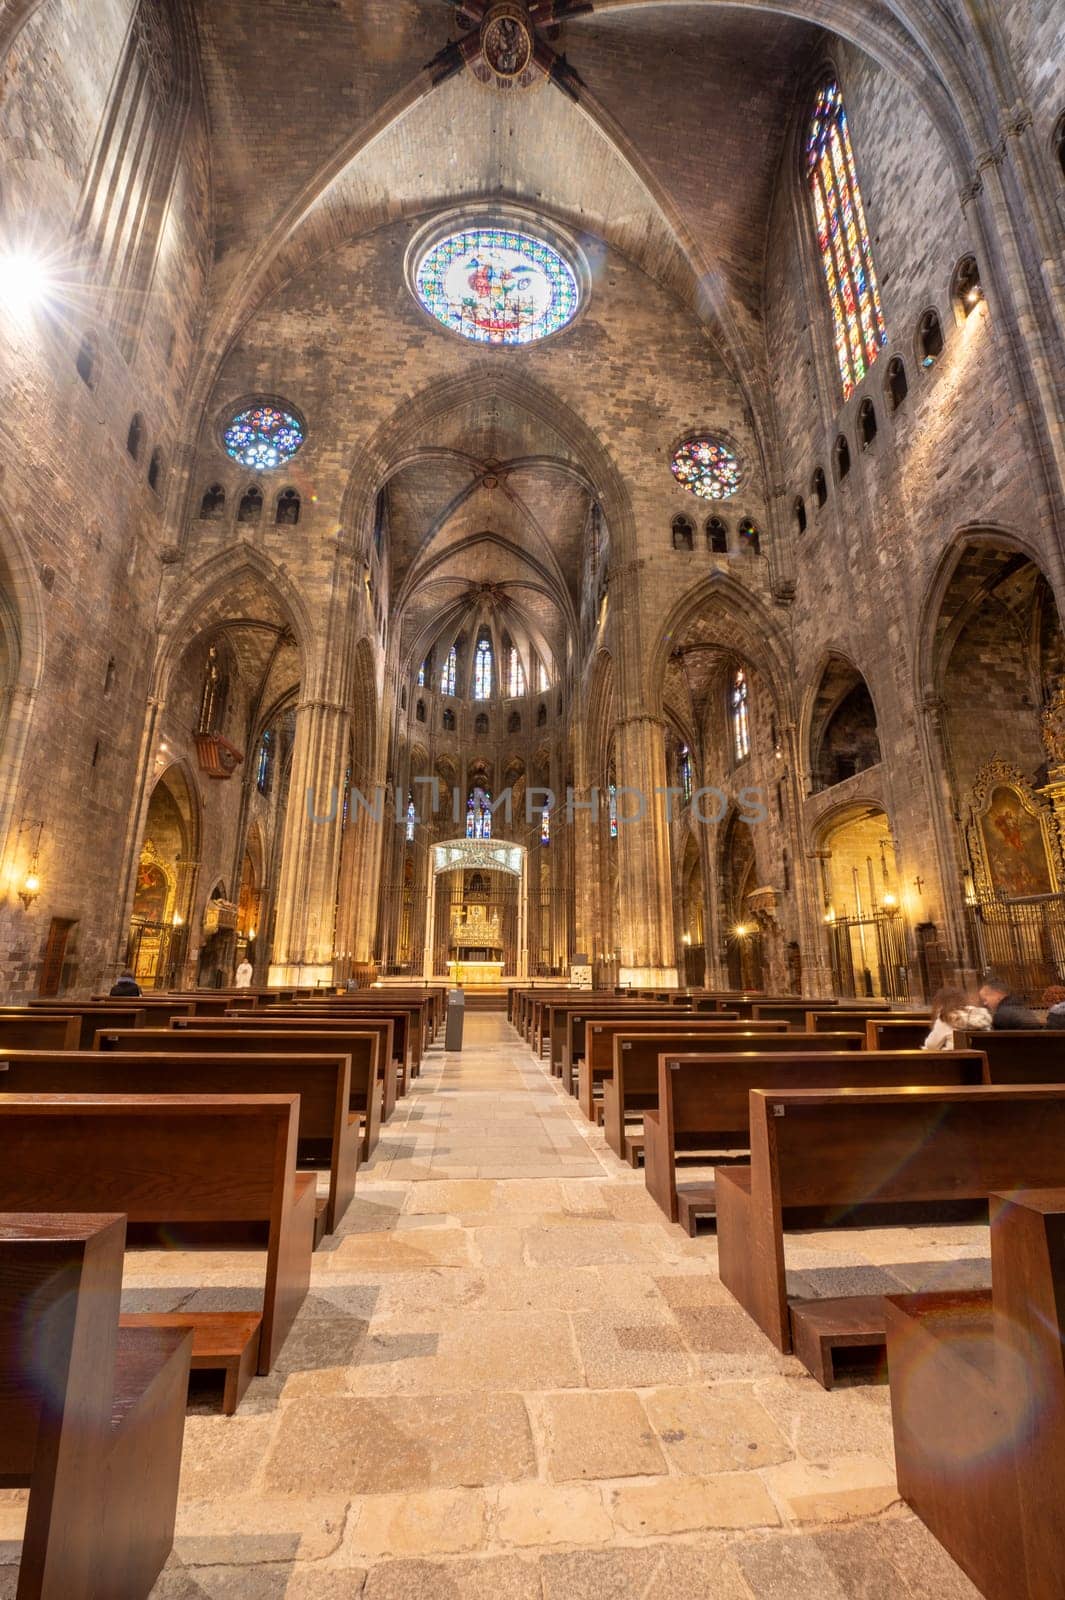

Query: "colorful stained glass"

xmin=414 ymin=227 xmax=579 ymax=347
xmin=466 ymin=788 xmax=492 ymax=840
xmin=541 ymin=806 xmax=550 ymax=845
xmin=417 ymin=661 xmax=426 ymax=688
xmin=679 ymin=747 xmax=692 ymax=804
xmin=806 ymin=80 xmax=886 ymax=400
xmin=474 ymin=638 xmax=493 ymax=701
xmin=223 ymin=404 xmax=304 ymax=470
xmin=441 ymin=646 xmax=456 ymax=697
xmin=670 ymin=438 xmax=741 ymax=502
xmin=608 ymin=782 xmax=618 ymax=839
xmin=405 ymin=796 xmax=416 ymax=842
xmin=508 ymin=648 xmax=525 ymax=697
xmin=731 ymin=667 xmax=750 ymax=762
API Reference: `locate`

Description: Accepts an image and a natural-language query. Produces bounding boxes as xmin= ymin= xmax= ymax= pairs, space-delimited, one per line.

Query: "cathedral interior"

xmin=1 ymin=0 xmax=1065 ymax=1595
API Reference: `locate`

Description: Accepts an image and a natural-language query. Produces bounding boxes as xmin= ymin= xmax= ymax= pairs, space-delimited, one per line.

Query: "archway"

xmin=922 ymin=535 xmax=1065 ymax=998
xmin=127 ymin=764 xmax=198 ymax=988
xmin=424 ymin=838 xmax=527 ymax=981
xmin=815 ymin=803 xmax=906 ymax=999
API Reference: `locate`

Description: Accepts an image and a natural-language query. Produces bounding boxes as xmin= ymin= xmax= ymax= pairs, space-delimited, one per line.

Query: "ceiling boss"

xmin=428 ymin=0 xmax=589 ymax=98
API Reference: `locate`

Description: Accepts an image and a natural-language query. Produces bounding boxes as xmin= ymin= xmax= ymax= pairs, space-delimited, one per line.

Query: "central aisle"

xmin=155 ymin=1014 xmax=979 ymax=1599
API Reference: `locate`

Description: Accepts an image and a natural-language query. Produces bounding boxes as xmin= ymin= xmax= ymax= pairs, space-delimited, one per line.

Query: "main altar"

xmin=447 ymin=902 xmax=505 ymax=985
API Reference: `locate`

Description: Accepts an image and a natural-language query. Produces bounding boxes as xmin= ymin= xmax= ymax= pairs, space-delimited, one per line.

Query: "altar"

xmin=447 ymin=902 xmax=505 ymax=985
xmin=447 ymin=958 xmax=505 ymax=985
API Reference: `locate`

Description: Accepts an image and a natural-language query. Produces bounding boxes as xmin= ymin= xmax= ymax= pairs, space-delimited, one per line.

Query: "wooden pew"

xmin=284 ymin=998 xmax=429 ymax=1075
xmin=230 ymin=1002 xmax=413 ymax=1088
xmin=884 ymin=1188 xmax=1065 ymax=1600
xmin=866 ymin=1017 xmax=934 ymax=1050
xmin=0 ymin=1005 xmax=146 ymax=1049
xmin=954 ymin=1028 xmax=1065 ymax=1079
xmin=0 ymin=1015 xmax=79 ymax=1052
xmin=176 ymin=1012 xmax=399 ymax=1114
xmin=0 ymin=1094 xmax=315 ymax=1396
xmin=642 ymin=1038 xmax=894 ymax=1225
xmin=580 ymin=1019 xmax=785 ymax=1127
xmin=599 ymin=1025 xmax=824 ymax=1160
xmin=88 ymin=998 xmax=196 ymax=1026
xmin=555 ymin=1002 xmax=683 ymax=1085
xmin=715 ymin=1082 xmax=1065 ymax=1381
xmin=806 ymin=1008 xmax=929 ymax=1035
xmin=0 ymin=1212 xmax=192 ymax=1599
xmin=0 ymin=1049 xmax=359 ymax=1240
xmin=98 ymin=1024 xmax=384 ymax=1160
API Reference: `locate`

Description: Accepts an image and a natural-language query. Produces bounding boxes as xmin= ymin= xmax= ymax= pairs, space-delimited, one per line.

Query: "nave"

xmin=37 ymin=1011 xmax=980 ymax=1599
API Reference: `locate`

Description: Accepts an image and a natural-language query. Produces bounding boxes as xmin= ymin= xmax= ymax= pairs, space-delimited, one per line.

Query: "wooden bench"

xmin=0 ymin=1015 xmax=80 ymax=1052
xmin=716 ymin=1082 xmax=1065 ymax=1382
xmin=580 ymin=1019 xmax=786 ymax=1128
xmin=0 ymin=1049 xmax=359 ymax=1240
xmin=643 ymin=1039 xmax=914 ymax=1225
xmin=599 ymin=1025 xmax=835 ymax=1162
xmin=805 ymin=1008 xmax=929 ymax=1034
xmin=0 ymin=1212 xmax=192 ymax=1599
xmin=177 ymin=1010 xmax=400 ymax=1113
xmin=231 ymin=1002 xmax=413 ymax=1088
xmin=0 ymin=1005 xmax=147 ymax=1048
xmin=885 ymin=1188 xmax=1065 ymax=1600
xmin=97 ymin=1025 xmax=383 ymax=1160
xmin=954 ymin=1028 xmax=1065 ymax=1079
xmin=0 ymin=1094 xmax=315 ymax=1406
xmin=866 ymin=1017 xmax=934 ymax=1050
xmin=88 ymin=998 xmax=197 ymax=1026
xmin=556 ymin=1003 xmax=686 ymax=1086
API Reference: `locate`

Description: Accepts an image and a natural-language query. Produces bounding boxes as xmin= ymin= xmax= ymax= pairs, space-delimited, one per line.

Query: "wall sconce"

xmin=247 ymin=926 xmax=257 ymax=941
xmin=16 ymin=819 xmax=43 ymax=909
xmin=732 ymin=923 xmax=750 ymax=939
xmin=882 ymin=891 xmax=899 ymax=913
xmin=681 ymin=932 xmax=692 ymax=946
xmin=172 ymin=911 xmax=184 ymax=929
xmin=823 ymin=906 xmax=836 ymax=924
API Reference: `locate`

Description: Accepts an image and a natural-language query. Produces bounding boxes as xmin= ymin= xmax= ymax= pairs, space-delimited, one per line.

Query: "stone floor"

xmin=1 ymin=1014 xmax=987 ymax=1597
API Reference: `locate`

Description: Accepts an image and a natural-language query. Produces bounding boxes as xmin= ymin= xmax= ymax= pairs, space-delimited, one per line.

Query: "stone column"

xmin=268 ymin=697 xmax=351 ymax=987
xmin=614 ymin=714 xmax=678 ymax=987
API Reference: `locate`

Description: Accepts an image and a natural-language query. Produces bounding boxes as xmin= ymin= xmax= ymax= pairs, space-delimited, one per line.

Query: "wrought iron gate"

xmin=827 ymin=909 xmax=909 ymax=1001
xmin=964 ymin=893 xmax=1065 ymax=1004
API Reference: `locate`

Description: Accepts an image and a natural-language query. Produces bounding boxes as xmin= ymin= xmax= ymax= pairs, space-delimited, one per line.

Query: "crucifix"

xmin=913 ymin=875 xmax=925 ymax=896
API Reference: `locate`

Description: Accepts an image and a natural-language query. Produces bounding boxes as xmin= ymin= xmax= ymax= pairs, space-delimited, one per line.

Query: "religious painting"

xmin=132 ymin=859 xmax=169 ymax=923
xmin=979 ymin=784 xmax=1053 ymax=898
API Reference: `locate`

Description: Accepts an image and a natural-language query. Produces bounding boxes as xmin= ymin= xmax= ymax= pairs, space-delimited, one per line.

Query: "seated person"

xmin=1043 ymin=984 xmax=1065 ymax=1029
xmin=977 ymin=976 xmax=1040 ymax=1030
xmin=109 ymin=968 xmax=142 ymax=998
xmin=922 ymin=986 xmax=992 ymax=1049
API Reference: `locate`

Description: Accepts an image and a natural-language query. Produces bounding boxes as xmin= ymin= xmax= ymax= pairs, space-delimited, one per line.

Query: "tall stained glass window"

xmin=441 ymin=646 xmax=456 ymax=697
xmin=474 ymin=638 xmax=493 ymax=701
xmin=417 ymin=661 xmax=426 ymax=688
xmin=731 ymin=668 xmax=751 ymax=762
xmin=405 ymin=795 xmax=416 ymax=841
xmin=466 ymin=788 xmax=492 ymax=840
xmin=806 ymin=80 xmax=886 ymax=400
xmin=540 ymin=806 xmax=550 ymax=845
xmin=537 ymin=659 xmax=550 ymax=692
xmin=679 ymin=747 xmax=692 ymax=804
xmin=608 ymin=782 xmax=618 ymax=839
xmin=256 ymin=730 xmax=272 ymax=795
xmin=508 ymin=648 xmax=525 ymax=697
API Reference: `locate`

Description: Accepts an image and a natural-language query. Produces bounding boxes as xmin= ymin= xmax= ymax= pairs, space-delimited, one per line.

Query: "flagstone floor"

xmin=2 ymin=1014 xmax=986 ymax=1598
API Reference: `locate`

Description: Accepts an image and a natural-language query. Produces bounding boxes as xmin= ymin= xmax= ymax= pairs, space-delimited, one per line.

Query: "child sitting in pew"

xmin=922 ymin=986 xmax=992 ymax=1049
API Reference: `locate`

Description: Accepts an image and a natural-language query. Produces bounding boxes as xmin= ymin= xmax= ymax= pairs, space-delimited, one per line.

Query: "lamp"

xmin=732 ymin=923 xmax=750 ymax=939
xmin=16 ymin=819 xmax=43 ymax=909
xmin=172 ymin=911 xmax=184 ymax=928
xmin=882 ymin=891 xmax=898 ymax=912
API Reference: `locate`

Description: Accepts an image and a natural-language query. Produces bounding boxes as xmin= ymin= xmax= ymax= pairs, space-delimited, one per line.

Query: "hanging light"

xmin=16 ymin=819 xmax=43 ymax=909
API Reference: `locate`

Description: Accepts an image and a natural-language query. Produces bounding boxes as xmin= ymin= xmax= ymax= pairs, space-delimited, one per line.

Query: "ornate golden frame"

xmin=964 ymin=757 xmax=1063 ymax=901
